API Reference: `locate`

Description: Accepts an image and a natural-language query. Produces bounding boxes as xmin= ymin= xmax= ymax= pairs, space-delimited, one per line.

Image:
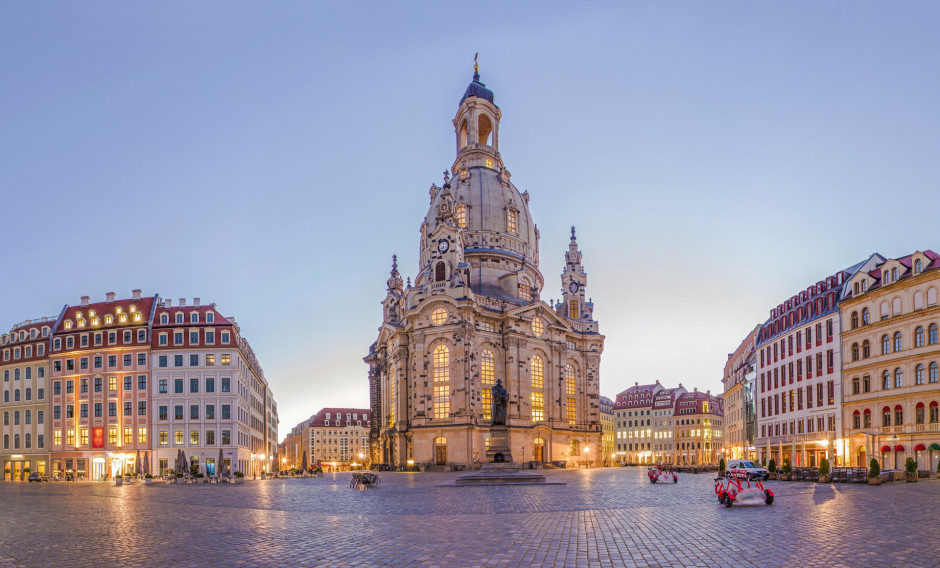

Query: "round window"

xmin=431 ymin=307 xmax=448 ymax=325
xmin=532 ymin=316 xmax=544 ymax=338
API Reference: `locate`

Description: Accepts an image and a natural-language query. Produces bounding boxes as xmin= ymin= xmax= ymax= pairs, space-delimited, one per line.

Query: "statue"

xmin=491 ymin=379 xmax=508 ymax=425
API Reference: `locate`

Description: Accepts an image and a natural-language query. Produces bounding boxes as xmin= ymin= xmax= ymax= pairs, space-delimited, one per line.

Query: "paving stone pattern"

xmin=0 ymin=469 xmax=937 ymax=568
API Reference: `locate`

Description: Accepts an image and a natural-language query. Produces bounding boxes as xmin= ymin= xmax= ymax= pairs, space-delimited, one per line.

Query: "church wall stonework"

xmin=365 ymin=64 xmax=604 ymax=470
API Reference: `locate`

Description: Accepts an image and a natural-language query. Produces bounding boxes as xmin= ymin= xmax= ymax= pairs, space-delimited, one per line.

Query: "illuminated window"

xmin=221 ymin=354 xmax=231 ymax=366
xmin=481 ymin=349 xmax=495 ymax=419
xmin=565 ymin=364 xmax=576 ymax=395
xmin=485 ymin=158 xmax=493 ymax=169
xmin=159 ymin=431 xmax=168 ymax=446
xmin=64 ymin=321 xmax=72 ymax=330
xmin=569 ymin=300 xmax=578 ymax=319
xmin=703 ymin=402 xmax=709 ymax=413
xmin=431 ymin=307 xmax=448 ymax=325
xmin=105 ymin=315 xmax=113 ymax=325
xmin=109 ymin=428 xmax=117 ymax=445
xmin=532 ymin=391 xmax=544 ymax=422
xmin=66 ymin=430 xmax=75 ymax=446
xmin=567 ymin=398 xmax=576 ymax=425
xmin=531 ymin=316 xmax=544 ymax=337
xmin=138 ymin=428 xmax=147 ymax=444
xmin=433 ymin=345 xmax=450 ymax=418
xmin=109 ymin=376 xmax=117 ymax=392
xmin=54 ymin=430 xmax=62 ymax=446
xmin=519 ymin=277 xmax=532 ymax=301
xmin=123 ymin=428 xmax=133 ymax=445
xmin=456 ymin=205 xmax=466 ymax=228
xmin=507 ymin=209 xmax=517 ymax=233
xmin=388 ymin=368 xmax=396 ymax=428
xmin=190 ymin=430 xmax=199 ymax=445
xmin=531 ymin=355 xmax=543 ymax=389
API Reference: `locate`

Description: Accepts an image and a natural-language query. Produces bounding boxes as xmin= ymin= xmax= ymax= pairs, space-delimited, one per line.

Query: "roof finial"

xmin=473 ymin=52 xmax=480 ymax=81
xmin=392 ymin=254 xmax=398 ymax=272
xmin=571 ymin=225 xmax=577 ymax=239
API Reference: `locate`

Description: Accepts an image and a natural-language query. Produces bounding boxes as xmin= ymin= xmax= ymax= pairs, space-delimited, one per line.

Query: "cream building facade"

xmin=599 ymin=395 xmax=614 ymax=466
xmin=365 ymin=64 xmax=604 ymax=470
xmin=722 ymin=326 xmax=758 ymax=461
xmin=840 ymin=250 xmax=940 ymax=472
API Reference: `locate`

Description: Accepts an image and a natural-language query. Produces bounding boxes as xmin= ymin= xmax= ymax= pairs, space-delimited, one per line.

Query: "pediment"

xmin=505 ymin=301 xmax=572 ymax=332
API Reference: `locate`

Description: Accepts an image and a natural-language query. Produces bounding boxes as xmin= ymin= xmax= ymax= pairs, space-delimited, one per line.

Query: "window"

xmin=915 ymin=364 xmax=925 ymax=385
xmin=221 ymin=405 xmax=230 ymax=419
xmin=176 ymin=314 xmax=183 ymax=324
xmin=929 ymin=324 xmax=938 ymax=345
xmin=893 ymin=332 xmax=902 ymax=352
xmin=205 ymin=331 xmax=215 ymax=344
xmin=206 ymin=405 xmax=215 ymax=420
xmin=124 ymin=376 xmax=132 ymax=390
xmin=66 ymin=380 xmax=73 ymax=394
xmin=565 ymin=364 xmax=576 ymax=395
xmin=531 ymin=316 xmax=544 ymax=337
xmin=138 ymin=329 xmax=146 ymax=342
xmin=433 ymin=345 xmax=449 ymax=418
xmin=190 ymin=378 xmax=198 ymax=393
xmin=221 ymin=378 xmax=230 ymax=392
xmin=138 ymin=428 xmax=147 ymax=444
xmin=79 ymin=404 xmax=87 ymax=418
xmin=175 ymin=406 xmax=184 ymax=420
xmin=205 ymin=378 xmax=215 ymax=393
xmin=137 ymin=375 xmax=146 ymax=390
xmin=222 ymin=430 xmax=231 ymax=445
xmin=159 ymin=334 xmax=168 ymax=346
xmin=108 ymin=355 xmax=116 ymax=367
xmin=123 ymin=428 xmax=133 ymax=445
xmin=531 ymin=355 xmax=543 ymax=389
xmin=531 ymin=391 xmax=544 ymax=422
xmin=862 ymin=340 xmax=870 ymax=359
xmin=206 ymin=430 xmax=215 ymax=445
xmin=93 ymin=403 xmax=101 ymax=418
xmin=915 ymin=258 xmax=923 ymax=273
xmin=507 ymin=209 xmax=517 ymax=233
xmin=881 ymin=335 xmax=890 ymax=355
xmin=862 ymin=308 xmax=870 ymax=325
xmin=851 ymin=311 xmax=858 ymax=329
xmin=190 ymin=332 xmax=199 ymax=344
xmin=569 ymin=300 xmax=578 ymax=319
xmin=191 ymin=430 xmax=200 ymax=445
xmin=138 ymin=401 xmax=146 ymax=416
xmin=190 ymin=354 xmax=199 ymax=366
xmin=221 ymin=354 xmax=230 ymax=366
xmin=160 ymin=431 xmax=169 ymax=445
xmin=221 ymin=332 xmax=230 ymax=343
xmin=190 ymin=405 xmax=199 ymax=420
xmin=894 ymin=405 xmax=903 ymax=425
xmin=206 ymin=354 xmax=215 ymax=366
xmin=915 ymin=326 xmax=925 ymax=347
xmin=456 ymin=205 xmax=466 ymax=228
xmin=481 ymin=350 xmax=494 ymax=419
xmin=160 ymin=314 xmax=169 ymax=325
xmin=566 ymin=397 xmax=576 ymax=425
xmin=883 ymin=370 xmax=891 ymax=390
xmin=174 ymin=333 xmax=183 ymax=345
xmin=174 ymin=355 xmax=183 ymax=367
xmin=109 ymin=402 xmax=116 ymax=417
xmin=138 ymin=353 xmax=146 ymax=366
xmin=124 ymin=402 xmax=132 ymax=416
xmin=894 ymin=368 xmax=903 ymax=388
xmin=175 ymin=431 xmax=184 ymax=445
xmin=123 ymin=354 xmax=132 ymax=367
xmin=174 ymin=378 xmax=183 ymax=393
xmin=930 ymin=362 xmax=938 ymax=383
xmin=851 ymin=343 xmax=859 ymax=361
xmin=159 ymin=355 xmax=168 ymax=368
xmin=206 ymin=313 xmax=214 ymax=323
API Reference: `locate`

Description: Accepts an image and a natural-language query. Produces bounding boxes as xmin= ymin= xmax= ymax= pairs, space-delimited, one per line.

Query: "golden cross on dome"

xmin=474 ymin=52 xmax=479 ymax=73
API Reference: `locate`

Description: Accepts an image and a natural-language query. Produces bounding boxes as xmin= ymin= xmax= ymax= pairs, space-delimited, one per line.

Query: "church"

xmin=365 ymin=62 xmax=604 ymax=469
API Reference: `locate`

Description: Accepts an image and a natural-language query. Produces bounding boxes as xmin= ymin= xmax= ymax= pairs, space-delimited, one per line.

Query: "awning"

xmin=894 ymin=444 xmax=904 ymax=452
xmin=880 ymin=445 xmax=891 ymax=452
xmin=914 ymin=443 xmax=926 ymax=451
xmin=930 ymin=443 xmax=940 ymax=451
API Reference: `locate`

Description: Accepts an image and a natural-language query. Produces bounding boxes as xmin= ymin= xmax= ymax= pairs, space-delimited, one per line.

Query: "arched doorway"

xmin=533 ymin=438 xmax=545 ymax=462
xmin=856 ymin=445 xmax=867 ymax=467
xmin=434 ymin=437 xmax=447 ymax=466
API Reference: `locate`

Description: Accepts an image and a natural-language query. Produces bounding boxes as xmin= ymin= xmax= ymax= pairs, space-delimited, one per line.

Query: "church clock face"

xmin=438 ymin=239 xmax=450 ymax=253
xmin=569 ymin=282 xmax=579 ymax=294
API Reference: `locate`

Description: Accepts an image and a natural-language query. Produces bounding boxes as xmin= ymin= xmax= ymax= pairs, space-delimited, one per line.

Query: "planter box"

xmin=144 ymin=478 xmax=152 ymax=485
xmin=868 ymin=477 xmax=882 ymax=485
xmin=905 ymin=474 xmax=918 ymax=483
xmin=114 ymin=477 xmax=123 ymax=486
xmin=818 ymin=475 xmax=831 ymax=483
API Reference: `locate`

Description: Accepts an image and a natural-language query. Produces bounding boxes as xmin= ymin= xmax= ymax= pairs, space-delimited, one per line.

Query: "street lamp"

xmin=891 ymin=434 xmax=899 ymax=470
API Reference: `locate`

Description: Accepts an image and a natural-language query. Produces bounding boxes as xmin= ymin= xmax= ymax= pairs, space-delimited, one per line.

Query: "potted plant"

xmin=233 ymin=471 xmax=244 ymax=483
xmin=767 ymin=458 xmax=777 ymax=480
xmin=868 ymin=457 xmax=882 ymax=485
xmin=818 ymin=457 xmax=830 ymax=483
xmin=780 ymin=458 xmax=792 ymax=481
xmin=3 ymin=468 xmax=10 ymax=480
xmin=115 ymin=474 xmax=124 ymax=486
xmin=904 ymin=457 xmax=918 ymax=482
xmin=718 ymin=458 xmax=726 ymax=476
xmin=936 ymin=461 xmax=940 ymax=480
xmin=144 ymin=473 xmax=153 ymax=485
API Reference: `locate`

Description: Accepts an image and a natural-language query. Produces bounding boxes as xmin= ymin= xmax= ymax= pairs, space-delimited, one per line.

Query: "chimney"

xmin=164 ymin=298 xmax=172 ymax=308
xmin=132 ymin=289 xmax=142 ymax=300
xmin=179 ymin=298 xmax=186 ymax=308
xmin=193 ymin=298 xmax=201 ymax=307
xmin=106 ymin=292 xmax=116 ymax=303
xmin=693 ymin=387 xmax=698 ymax=392
xmin=81 ymin=296 xmax=90 ymax=307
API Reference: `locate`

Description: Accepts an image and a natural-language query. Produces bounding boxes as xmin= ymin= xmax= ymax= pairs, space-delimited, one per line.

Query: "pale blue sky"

xmin=2 ymin=2 xmax=939 ymax=438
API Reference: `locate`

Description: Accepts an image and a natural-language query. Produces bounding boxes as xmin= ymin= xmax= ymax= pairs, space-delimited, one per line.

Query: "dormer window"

xmin=915 ymin=259 xmax=923 ymax=273
xmin=176 ymin=313 xmax=183 ymax=324
xmin=883 ymin=270 xmax=890 ymax=283
xmin=160 ymin=314 xmax=168 ymax=324
xmin=64 ymin=321 xmax=73 ymax=331
xmin=456 ymin=205 xmax=466 ymax=228
xmin=206 ymin=313 xmax=214 ymax=323
xmin=133 ymin=313 xmax=142 ymax=322
xmin=119 ymin=314 xmax=127 ymax=323
xmin=891 ymin=267 xmax=898 ymax=281
xmin=105 ymin=315 xmax=113 ymax=325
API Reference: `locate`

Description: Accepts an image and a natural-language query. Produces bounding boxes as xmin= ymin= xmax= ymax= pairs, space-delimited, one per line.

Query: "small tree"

xmin=718 ymin=458 xmax=726 ymax=474
xmin=781 ymin=458 xmax=791 ymax=475
xmin=761 ymin=456 xmax=767 ymax=466
xmin=868 ymin=457 xmax=880 ymax=478
xmin=818 ymin=457 xmax=830 ymax=477
xmin=904 ymin=457 xmax=918 ymax=476
xmin=768 ymin=458 xmax=777 ymax=474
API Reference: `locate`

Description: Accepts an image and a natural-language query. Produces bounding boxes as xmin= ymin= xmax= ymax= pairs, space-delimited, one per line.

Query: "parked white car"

xmin=726 ymin=460 xmax=769 ymax=481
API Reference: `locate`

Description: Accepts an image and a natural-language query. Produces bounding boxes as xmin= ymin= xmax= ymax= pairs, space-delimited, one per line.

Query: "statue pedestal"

xmin=485 ymin=426 xmax=513 ymax=465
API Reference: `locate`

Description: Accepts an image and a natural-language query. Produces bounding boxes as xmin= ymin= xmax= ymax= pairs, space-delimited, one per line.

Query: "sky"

xmin=2 ymin=2 xmax=939 ymax=440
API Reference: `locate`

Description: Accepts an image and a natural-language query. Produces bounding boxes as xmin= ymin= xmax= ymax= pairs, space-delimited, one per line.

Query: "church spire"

xmin=559 ymin=225 xmax=591 ymax=321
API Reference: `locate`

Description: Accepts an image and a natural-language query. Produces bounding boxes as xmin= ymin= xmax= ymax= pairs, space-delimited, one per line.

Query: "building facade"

xmin=2 ymin=291 xmax=277 ymax=481
xmin=651 ymin=386 xmax=685 ymax=464
xmin=599 ymin=395 xmax=614 ymax=466
xmin=1 ymin=318 xmax=54 ymax=480
xmin=722 ymin=326 xmax=758 ymax=461
xmin=365 ymin=64 xmax=604 ymax=470
xmin=840 ymin=250 xmax=940 ymax=471
xmin=301 ymin=408 xmax=370 ymax=470
xmin=674 ymin=389 xmax=723 ymax=465
xmin=613 ymin=382 xmax=689 ymax=464
xmin=755 ymin=266 xmax=861 ymax=468
xmin=150 ymin=298 xmax=278 ymax=478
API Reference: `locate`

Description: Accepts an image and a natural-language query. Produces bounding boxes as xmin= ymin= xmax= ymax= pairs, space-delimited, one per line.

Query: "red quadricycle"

xmin=647 ymin=465 xmax=678 ymax=484
xmin=714 ymin=471 xmax=774 ymax=507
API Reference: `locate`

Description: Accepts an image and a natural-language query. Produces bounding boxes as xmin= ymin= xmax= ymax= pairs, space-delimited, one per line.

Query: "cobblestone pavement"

xmin=1 ymin=468 xmax=937 ymax=568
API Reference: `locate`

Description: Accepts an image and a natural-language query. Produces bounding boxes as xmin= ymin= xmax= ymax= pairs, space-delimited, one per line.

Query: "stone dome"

xmin=424 ymin=166 xmax=537 ymax=260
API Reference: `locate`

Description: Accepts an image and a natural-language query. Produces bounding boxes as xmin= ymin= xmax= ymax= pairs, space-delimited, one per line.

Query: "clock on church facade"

xmin=364 ymin=63 xmax=605 ymax=470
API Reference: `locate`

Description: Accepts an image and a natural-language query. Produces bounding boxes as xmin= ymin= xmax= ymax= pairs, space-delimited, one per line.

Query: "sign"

xmin=92 ymin=427 xmax=104 ymax=449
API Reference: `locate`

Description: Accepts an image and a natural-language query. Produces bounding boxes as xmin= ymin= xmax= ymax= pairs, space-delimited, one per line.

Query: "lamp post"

xmin=584 ymin=446 xmax=591 ymax=469
xmin=891 ymin=434 xmax=899 ymax=470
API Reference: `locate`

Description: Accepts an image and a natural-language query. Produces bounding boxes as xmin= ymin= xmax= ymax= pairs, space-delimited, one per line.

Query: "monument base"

xmin=443 ymin=425 xmax=560 ymax=486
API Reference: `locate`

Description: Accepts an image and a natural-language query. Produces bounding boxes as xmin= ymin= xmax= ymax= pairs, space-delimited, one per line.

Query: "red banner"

xmin=92 ymin=427 xmax=104 ymax=449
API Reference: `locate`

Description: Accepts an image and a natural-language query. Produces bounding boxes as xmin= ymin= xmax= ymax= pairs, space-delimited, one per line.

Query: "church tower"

xmin=366 ymin=60 xmax=604 ymax=470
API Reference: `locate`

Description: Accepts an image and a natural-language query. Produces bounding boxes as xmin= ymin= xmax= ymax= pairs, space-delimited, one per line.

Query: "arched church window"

xmin=507 ymin=209 xmax=517 ymax=234
xmin=435 ymin=261 xmax=446 ymax=282
xmin=481 ymin=350 xmax=495 ymax=419
xmin=456 ymin=205 xmax=466 ymax=228
xmin=565 ymin=364 xmax=576 ymax=396
xmin=569 ymin=300 xmax=578 ymax=319
xmin=570 ymin=439 xmax=581 ymax=457
xmin=519 ymin=277 xmax=532 ymax=301
xmin=433 ymin=345 xmax=450 ymax=419
xmin=387 ymin=368 xmax=396 ymax=428
xmin=531 ymin=316 xmax=544 ymax=338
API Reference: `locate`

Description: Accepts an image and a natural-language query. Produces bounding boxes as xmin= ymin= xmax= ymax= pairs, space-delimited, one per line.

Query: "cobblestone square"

xmin=0 ymin=468 xmax=936 ymax=568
